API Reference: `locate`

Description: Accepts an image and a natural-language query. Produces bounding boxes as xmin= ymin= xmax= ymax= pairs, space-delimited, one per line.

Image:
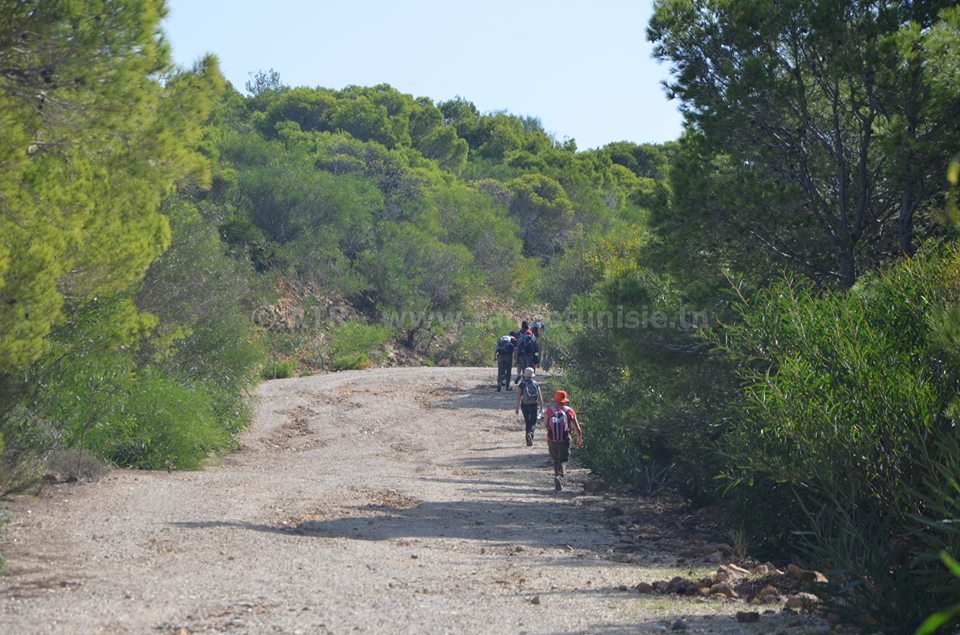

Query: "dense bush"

xmin=718 ymin=243 xmax=960 ymax=630
xmin=0 ymin=198 xmax=264 ymax=481
xmin=261 ymin=358 xmax=296 ymax=380
xmin=325 ymin=321 xmax=394 ymax=368
xmin=331 ymin=353 xmax=373 ymax=371
xmin=84 ymin=369 xmax=233 ymax=470
xmin=552 ymin=220 xmax=734 ymax=500
xmin=442 ymin=313 xmax=518 ymax=366
xmin=138 ymin=200 xmax=265 ymax=432
xmin=0 ymin=404 xmax=54 ymax=494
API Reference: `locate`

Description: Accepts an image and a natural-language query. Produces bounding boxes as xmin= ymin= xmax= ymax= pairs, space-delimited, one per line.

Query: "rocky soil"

xmin=0 ymin=367 xmax=831 ymax=634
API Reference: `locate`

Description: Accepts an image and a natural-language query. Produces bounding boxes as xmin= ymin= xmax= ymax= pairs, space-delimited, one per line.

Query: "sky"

xmin=161 ymin=0 xmax=684 ymax=151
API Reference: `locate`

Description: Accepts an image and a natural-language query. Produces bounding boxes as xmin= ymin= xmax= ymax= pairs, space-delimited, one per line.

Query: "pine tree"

xmin=0 ymin=0 xmax=223 ymax=369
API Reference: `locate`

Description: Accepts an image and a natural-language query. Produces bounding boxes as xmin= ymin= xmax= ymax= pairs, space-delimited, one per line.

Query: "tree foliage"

xmin=0 ymin=0 xmax=222 ymax=369
xmin=507 ymin=174 xmax=575 ymax=258
xmin=0 ymin=1 xmax=257 ymax=490
xmin=649 ymin=0 xmax=960 ymax=287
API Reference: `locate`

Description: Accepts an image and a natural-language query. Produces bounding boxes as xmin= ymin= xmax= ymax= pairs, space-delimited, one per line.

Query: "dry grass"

xmin=43 ymin=448 xmax=106 ymax=484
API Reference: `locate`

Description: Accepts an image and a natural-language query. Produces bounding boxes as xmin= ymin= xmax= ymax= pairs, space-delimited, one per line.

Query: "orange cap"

xmin=552 ymin=390 xmax=570 ymax=403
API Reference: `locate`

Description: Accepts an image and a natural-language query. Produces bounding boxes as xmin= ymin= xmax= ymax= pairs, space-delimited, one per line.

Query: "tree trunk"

xmin=899 ymin=191 xmax=916 ymax=257
xmin=839 ymin=245 xmax=857 ymax=289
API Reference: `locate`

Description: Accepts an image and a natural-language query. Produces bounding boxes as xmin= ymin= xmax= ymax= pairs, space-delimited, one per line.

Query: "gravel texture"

xmin=0 ymin=367 xmax=829 ymax=634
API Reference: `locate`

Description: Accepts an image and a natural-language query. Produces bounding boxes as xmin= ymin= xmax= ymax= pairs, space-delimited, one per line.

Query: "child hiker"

xmin=542 ymin=390 xmax=583 ymax=491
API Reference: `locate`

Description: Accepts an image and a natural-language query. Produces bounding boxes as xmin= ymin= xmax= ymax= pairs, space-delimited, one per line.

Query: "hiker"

xmin=514 ymin=321 xmax=540 ymax=384
xmin=530 ymin=316 xmax=548 ymax=369
xmin=542 ymin=390 xmax=583 ymax=491
xmin=531 ymin=316 xmax=546 ymax=340
xmin=518 ymin=320 xmax=533 ymax=337
xmin=494 ymin=333 xmax=517 ymax=392
xmin=514 ymin=367 xmax=544 ymax=446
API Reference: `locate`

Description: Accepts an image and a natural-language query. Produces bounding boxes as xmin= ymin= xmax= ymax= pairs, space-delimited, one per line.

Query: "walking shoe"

xmin=554 ymin=475 xmax=563 ymax=491
xmin=525 ymin=432 xmax=533 ymax=446
xmin=497 ymin=385 xmax=502 ymax=392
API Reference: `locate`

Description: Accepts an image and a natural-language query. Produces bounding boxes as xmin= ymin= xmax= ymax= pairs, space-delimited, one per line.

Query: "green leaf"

xmin=941 ymin=551 xmax=960 ymax=578
xmin=916 ymin=605 xmax=960 ymax=635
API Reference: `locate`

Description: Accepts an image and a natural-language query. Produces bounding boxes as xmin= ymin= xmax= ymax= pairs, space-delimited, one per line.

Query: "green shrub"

xmin=261 ymin=358 xmax=296 ymax=379
xmin=332 ymin=353 xmax=372 ymax=371
xmin=325 ymin=320 xmax=394 ymax=364
xmin=1 ymin=198 xmax=265 ymax=476
xmin=31 ymin=322 xmax=237 ymax=472
xmin=718 ymin=242 xmax=960 ymax=631
xmin=443 ymin=312 xmax=516 ymax=366
xmin=155 ymin=316 xmax=263 ymax=434
xmin=138 ymin=197 xmax=264 ymax=434
xmin=574 ymin=385 xmax=664 ymax=486
xmin=85 ymin=369 xmax=232 ymax=470
xmin=353 ymin=222 xmax=482 ymax=346
xmin=0 ymin=405 xmax=52 ymax=494
xmin=558 ymin=267 xmax=732 ymax=503
xmin=264 ymin=331 xmax=310 ymax=359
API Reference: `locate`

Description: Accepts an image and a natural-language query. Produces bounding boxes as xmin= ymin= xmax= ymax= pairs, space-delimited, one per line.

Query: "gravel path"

xmin=0 ymin=367 xmax=827 ymax=634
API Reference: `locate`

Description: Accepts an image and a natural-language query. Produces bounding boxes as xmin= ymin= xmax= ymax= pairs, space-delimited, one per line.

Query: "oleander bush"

xmin=719 ymin=243 xmax=960 ymax=631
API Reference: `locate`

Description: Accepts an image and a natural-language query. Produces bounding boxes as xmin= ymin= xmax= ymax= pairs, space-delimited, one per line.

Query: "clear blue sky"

xmin=161 ymin=0 xmax=684 ymax=150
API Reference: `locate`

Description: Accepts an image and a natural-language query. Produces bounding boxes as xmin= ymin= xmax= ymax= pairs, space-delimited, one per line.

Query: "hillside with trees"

xmin=2 ymin=0 xmax=960 ymax=631
xmin=0 ymin=0 xmax=662 ymax=488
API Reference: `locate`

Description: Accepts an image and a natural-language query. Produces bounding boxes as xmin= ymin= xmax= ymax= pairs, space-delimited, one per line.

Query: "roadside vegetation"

xmin=1 ymin=0 xmax=959 ymax=631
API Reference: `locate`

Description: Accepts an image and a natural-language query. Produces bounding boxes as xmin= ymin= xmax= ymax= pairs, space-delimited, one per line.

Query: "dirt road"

xmin=0 ymin=367 xmax=825 ymax=634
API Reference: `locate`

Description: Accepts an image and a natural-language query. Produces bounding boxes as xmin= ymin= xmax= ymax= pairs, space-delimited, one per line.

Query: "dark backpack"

xmin=521 ymin=378 xmax=539 ymax=404
xmin=517 ymin=332 xmax=535 ymax=355
xmin=495 ymin=336 xmax=513 ymax=355
xmin=547 ymin=406 xmax=571 ymax=442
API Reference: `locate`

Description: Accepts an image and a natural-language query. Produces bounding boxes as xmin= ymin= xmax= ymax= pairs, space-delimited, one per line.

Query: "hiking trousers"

xmin=520 ymin=402 xmax=538 ymax=436
xmin=547 ymin=439 xmax=570 ymax=476
xmin=497 ymin=354 xmax=513 ymax=387
xmin=518 ymin=353 xmax=536 ymax=371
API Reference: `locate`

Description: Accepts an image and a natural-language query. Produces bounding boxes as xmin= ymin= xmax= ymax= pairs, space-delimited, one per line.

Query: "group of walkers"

xmin=493 ymin=318 xmax=545 ymax=393
xmin=494 ymin=318 xmax=583 ymax=492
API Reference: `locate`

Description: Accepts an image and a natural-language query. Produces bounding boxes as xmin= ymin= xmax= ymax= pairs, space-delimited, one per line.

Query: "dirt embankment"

xmin=0 ymin=367 xmax=829 ymax=634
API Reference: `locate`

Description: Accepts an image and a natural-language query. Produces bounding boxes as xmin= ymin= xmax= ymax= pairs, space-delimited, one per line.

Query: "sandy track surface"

xmin=0 ymin=367 xmax=826 ymax=634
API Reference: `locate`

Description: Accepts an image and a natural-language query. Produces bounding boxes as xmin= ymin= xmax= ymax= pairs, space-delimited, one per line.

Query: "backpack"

xmin=547 ymin=406 xmax=571 ymax=442
xmin=521 ymin=378 xmax=539 ymax=404
xmin=517 ymin=332 xmax=535 ymax=356
xmin=495 ymin=335 xmax=513 ymax=354
xmin=532 ymin=321 xmax=544 ymax=338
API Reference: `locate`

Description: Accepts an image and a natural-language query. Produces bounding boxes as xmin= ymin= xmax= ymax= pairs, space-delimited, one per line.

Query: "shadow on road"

xmin=171 ymin=442 xmax=611 ymax=559
xmin=172 ymin=495 xmax=604 ymax=553
xmin=439 ymin=377 xmax=559 ymax=411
